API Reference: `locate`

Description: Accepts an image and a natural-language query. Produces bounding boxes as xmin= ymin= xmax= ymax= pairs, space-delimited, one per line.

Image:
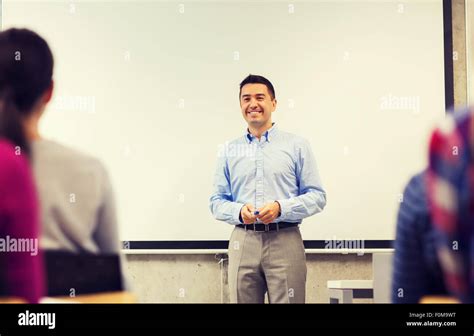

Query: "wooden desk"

xmin=0 ymin=297 xmax=27 ymax=304
xmin=420 ymin=296 xmax=460 ymax=304
xmin=42 ymin=291 xmax=136 ymax=304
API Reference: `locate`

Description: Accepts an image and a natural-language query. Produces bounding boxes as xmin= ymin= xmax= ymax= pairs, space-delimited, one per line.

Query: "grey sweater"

xmin=32 ymin=139 xmax=120 ymax=254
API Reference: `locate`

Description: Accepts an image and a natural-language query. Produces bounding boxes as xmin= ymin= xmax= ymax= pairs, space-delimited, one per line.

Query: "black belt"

xmin=236 ymin=222 xmax=299 ymax=232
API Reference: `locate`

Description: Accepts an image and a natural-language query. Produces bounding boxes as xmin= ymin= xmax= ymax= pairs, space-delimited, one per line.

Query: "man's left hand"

xmin=256 ymin=202 xmax=281 ymax=224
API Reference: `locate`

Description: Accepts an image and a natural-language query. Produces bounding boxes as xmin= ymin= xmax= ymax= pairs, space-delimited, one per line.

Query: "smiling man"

xmin=210 ymin=74 xmax=326 ymax=303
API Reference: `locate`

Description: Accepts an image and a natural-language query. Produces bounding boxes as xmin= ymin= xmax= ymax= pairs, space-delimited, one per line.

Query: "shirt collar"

xmin=245 ymin=123 xmax=277 ymax=143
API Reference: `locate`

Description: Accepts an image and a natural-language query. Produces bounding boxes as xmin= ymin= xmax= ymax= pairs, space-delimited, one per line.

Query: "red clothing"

xmin=0 ymin=139 xmax=44 ymax=303
xmin=428 ymin=107 xmax=474 ymax=303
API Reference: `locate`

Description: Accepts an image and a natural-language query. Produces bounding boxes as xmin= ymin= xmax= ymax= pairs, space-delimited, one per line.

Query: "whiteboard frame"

xmin=467 ymin=0 xmax=473 ymax=104
xmin=122 ymin=0 xmax=454 ymax=250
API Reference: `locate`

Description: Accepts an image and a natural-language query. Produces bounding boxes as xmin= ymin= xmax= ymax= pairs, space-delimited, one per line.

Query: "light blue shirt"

xmin=210 ymin=124 xmax=326 ymax=225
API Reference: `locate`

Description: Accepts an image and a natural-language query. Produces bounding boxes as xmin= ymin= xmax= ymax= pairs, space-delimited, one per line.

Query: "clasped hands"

xmin=240 ymin=202 xmax=280 ymax=225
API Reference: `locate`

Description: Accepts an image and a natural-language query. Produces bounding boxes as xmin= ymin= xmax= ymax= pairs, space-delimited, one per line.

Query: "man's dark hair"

xmin=0 ymin=28 xmax=54 ymax=157
xmin=239 ymin=74 xmax=276 ymax=100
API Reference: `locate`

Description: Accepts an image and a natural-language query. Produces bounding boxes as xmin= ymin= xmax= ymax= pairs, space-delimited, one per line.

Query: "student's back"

xmin=32 ymin=139 xmax=119 ymax=254
xmin=392 ymin=171 xmax=446 ymax=303
xmin=429 ymin=107 xmax=474 ymax=303
xmin=1 ymin=28 xmax=124 ymax=296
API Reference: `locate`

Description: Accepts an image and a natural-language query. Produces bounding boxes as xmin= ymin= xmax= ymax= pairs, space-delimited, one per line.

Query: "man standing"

xmin=210 ymin=74 xmax=326 ymax=303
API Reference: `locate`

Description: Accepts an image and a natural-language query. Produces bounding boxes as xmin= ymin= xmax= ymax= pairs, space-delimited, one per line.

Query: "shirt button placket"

xmin=255 ymin=142 xmax=264 ymax=217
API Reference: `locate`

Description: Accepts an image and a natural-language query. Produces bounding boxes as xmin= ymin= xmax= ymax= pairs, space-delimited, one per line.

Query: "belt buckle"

xmin=276 ymin=223 xmax=280 ymax=232
xmin=265 ymin=224 xmax=269 ymax=232
xmin=244 ymin=224 xmax=255 ymax=232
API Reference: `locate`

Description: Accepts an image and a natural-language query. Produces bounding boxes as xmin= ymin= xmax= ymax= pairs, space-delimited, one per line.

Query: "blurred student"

xmin=428 ymin=107 xmax=474 ymax=303
xmin=391 ymin=170 xmax=447 ymax=303
xmin=1 ymin=28 xmax=126 ymax=295
xmin=0 ymin=29 xmax=45 ymax=303
xmin=0 ymin=28 xmax=121 ymax=256
xmin=7 ymin=28 xmax=128 ymax=295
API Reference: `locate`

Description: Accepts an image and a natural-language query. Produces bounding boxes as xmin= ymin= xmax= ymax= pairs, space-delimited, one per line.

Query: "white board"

xmin=2 ymin=0 xmax=446 ymax=243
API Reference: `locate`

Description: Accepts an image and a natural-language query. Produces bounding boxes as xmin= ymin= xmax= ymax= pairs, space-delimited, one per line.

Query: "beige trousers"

xmin=228 ymin=226 xmax=307 ymax=303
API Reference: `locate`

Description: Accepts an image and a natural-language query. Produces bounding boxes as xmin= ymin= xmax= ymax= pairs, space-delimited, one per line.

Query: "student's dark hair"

xmin=0 ymin=28 xmax=54 ymax=157
xmin=239 ymin=74 xmax=276 ymax=100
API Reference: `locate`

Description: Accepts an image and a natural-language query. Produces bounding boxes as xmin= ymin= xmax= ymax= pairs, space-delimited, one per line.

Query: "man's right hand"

xmin=240 ymin=204 xmax=256 ymax=224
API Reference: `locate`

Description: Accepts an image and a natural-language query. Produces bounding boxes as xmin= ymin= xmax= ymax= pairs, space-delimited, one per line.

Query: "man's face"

xmin=240 ymin=83 xmax=276 ymax=127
